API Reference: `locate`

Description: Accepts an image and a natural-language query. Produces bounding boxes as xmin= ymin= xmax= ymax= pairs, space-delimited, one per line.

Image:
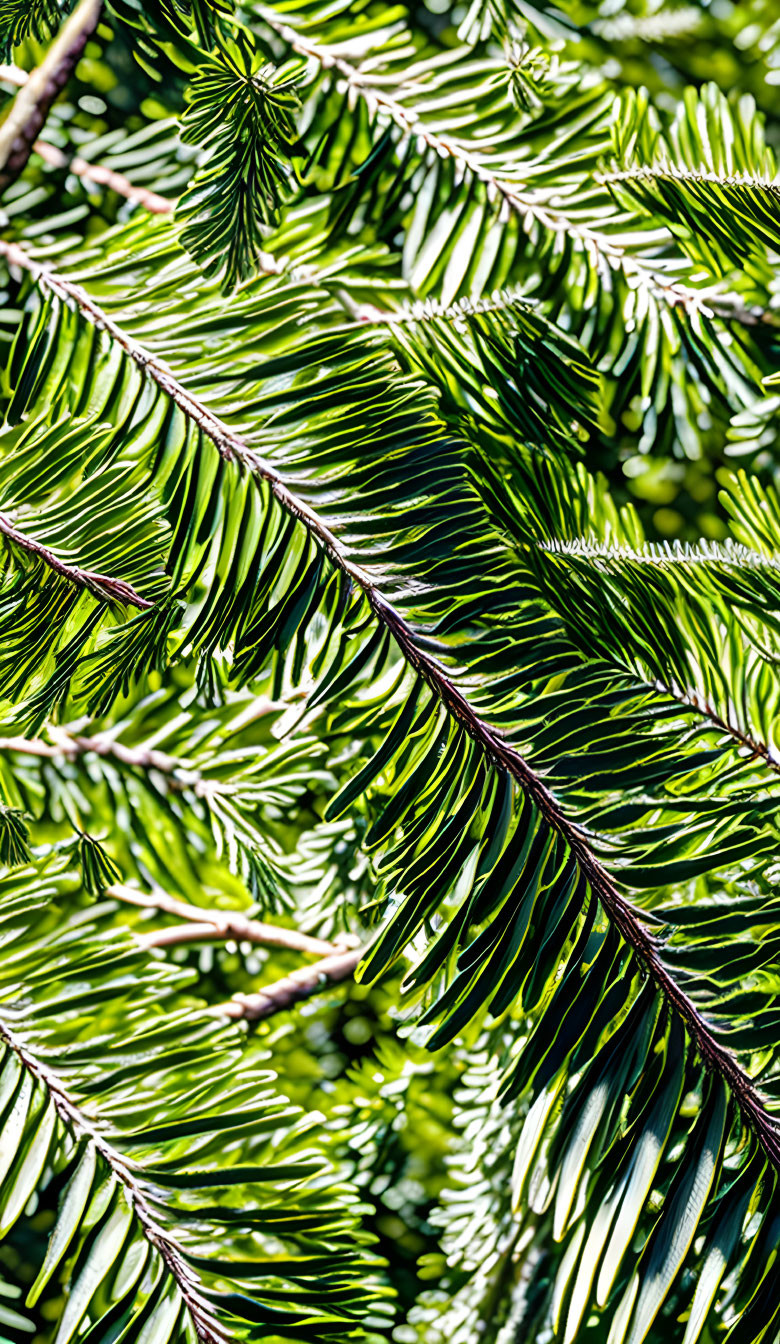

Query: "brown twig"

xmin=0 ymin=58 xmax=173 ymax=212
xmin=0 ymin=0 xmax=104 ymax=194
xmin=32 ymin=137 xmax=174 ymax=212
xmin=213 ymin=946 xmax=363 ymax=1020
xmin=3 ymin=237 xmax=780 ymax=1168
xmin=109 ymin=881 xmax=342 ymax=958
xmin=0 ymin=512 xmax=152 ymax=609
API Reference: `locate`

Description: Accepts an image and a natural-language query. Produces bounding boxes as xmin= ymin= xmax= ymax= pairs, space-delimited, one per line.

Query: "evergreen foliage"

xmin=1 ymin=1 xmax=780 ymax=1342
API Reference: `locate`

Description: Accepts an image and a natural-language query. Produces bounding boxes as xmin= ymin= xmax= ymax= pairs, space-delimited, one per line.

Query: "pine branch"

xmin=4 ymin=237 xmax=780 ymax=1171
xmin=214 ymin=945 xmax=363 ymax=1020
xmin=258 ymin=8 xmax=763 ymax=326
xmin=0 ymin=1016 xmax=230 ymax=1344
xmin=109 ymin=880 xmax=343 ymax=957
xmin=0 ymin=512 xmax=153 ymax=609
xmin=0 ymin=0 xmax=104 ymax=193
xmin=536 ymin=539 xmax=780 ymax=777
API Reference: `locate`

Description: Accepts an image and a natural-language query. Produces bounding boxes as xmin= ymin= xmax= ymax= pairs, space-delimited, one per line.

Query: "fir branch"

xmin=0 ymin=713 xmax=280 ymax=781
xmin=0 ymin=512 xmax=153 ymax=608
xmin=537 ymin=538 xmax=780 ymax=776
xmin=4 ymin=236 xmax=780 ymax=1171
xmin=258 ymin=9 xmax=761 ymax=326
xmin=0 ymin=0 xmax=104 ymax=193
xmin=341 ymin=287 xmax=532 ymax=327
xmin=0 ymin=1016 xmax=230 ymax=1344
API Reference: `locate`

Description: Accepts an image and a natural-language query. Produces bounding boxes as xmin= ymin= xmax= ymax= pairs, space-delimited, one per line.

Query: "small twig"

xmin=212 ymin=946 xmax=363 ymax=1020
xmin=0 ymin=0 xmax=104 ymax=193
xmin=0 ymin=65 xmax=27 ymax=87
xmin=0 ymin=512 xmax=152 ymax=609
xmin=32 ymin=137 xmax=173 ymax=212
xmin=109 ymin=881 xmax=342 ymax=958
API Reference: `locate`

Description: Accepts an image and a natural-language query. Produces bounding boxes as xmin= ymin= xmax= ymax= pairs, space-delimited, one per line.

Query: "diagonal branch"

xmin=0 ymin=0 xmax=104 ymax=193
xmin=0 ymin=1016 xmax=229 ymax=1344
xmin=3 ymin=236 xmax=780 ymax=1169
xmin=0 ymin=512 xmax=152 ymax=609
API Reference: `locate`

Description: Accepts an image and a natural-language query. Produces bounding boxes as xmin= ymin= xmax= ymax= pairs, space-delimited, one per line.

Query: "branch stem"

xmin=0 ymin=0 xmax=104 ymax=193
xmin=213 ymin=946 xmax=363 ymax=1020
xmin=0 ymin=512 xmax=152 ymax=609
xmin=109 ymin=881 xmax=343 ymax=958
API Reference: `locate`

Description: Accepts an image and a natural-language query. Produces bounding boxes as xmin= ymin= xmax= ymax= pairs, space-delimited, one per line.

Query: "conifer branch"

xmin=536 ymin=540 xmax=780 ymax=776
xmin=3 ymin=235 xmax=779 ymax=1168
xmin=258 ymin=9 xmax=759 ymax=325
xmin=0 ymin=1016 xmax=230 ymax=1344
xmin=0 ymin=717 xmax=280 ymax=771
xmin=539 ymin=536 xmax=780 ymax=570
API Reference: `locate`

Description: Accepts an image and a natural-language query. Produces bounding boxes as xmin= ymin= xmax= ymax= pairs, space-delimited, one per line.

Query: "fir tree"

xmin=0 ymin=1 xmax=779 ymax=1341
